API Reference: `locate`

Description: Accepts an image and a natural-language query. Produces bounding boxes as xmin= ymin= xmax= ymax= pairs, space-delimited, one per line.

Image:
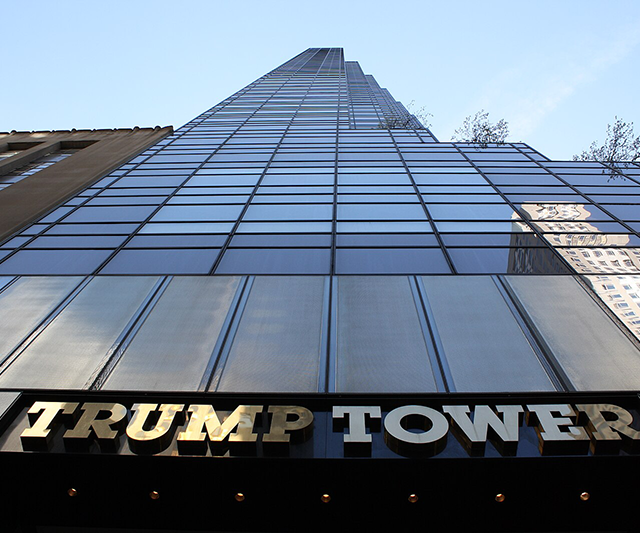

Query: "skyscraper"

xmin=1 ymin=48 xmax=639 ymax=532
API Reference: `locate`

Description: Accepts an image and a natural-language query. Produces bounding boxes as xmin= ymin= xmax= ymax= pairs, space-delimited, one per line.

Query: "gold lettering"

xmin=21 ymin=401 xmax=78 ymax=451
xmin=527 ymin=404 xmax=589 ymax=455
xmin=126 ymin=403 xmax=184 ymax=454
xmin=332 ymin=406 xmax=381 ymax=456
xmin=443 ymin=405 xmax=522 ymax=456
xmin=63 ymin=403 xmax=128 ymax=452
xmin=383 ymin=405 xmax=449 ymax=457
xmin=263 ymin=405 xmax=313 ymax=455
xmin=176 ymin=404 xmax=262 ymax=455
xmin=577 ymin=403 xmax=640 ymax=454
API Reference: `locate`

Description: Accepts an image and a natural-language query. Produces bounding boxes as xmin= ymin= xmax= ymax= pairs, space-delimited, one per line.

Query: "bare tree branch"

xmin=451 ymin=110 xmax=509 ymax=148
xmin=376 ymin=101 xmax=432 ymax=130
xmin=573 ymin=117 xmax=640 ymax=181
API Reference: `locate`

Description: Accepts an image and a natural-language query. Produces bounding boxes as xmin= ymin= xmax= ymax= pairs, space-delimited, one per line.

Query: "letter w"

xmin=442 ymin=405 xmax=522 ymax=455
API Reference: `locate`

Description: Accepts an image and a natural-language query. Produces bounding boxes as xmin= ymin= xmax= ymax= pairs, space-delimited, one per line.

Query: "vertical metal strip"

xmin=495 ymin=275 xmax=572 ymax=392
xmin=197 ymin=276 xmax=250 ymax=392
xmin=86 ymin=276 xmax=173 ymax=390
xmin=204 ymin=276 xmax=255 ymax=392
xmin=412 ymin=276 xmax=453 ymax=392
xmin=317 ymin=275 xmax=332 ymax=393
xmin=326 ymin=276 xmax=339 ymax=393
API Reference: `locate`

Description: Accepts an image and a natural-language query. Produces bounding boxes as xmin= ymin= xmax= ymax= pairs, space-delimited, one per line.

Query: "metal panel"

xmin=216 ymin=276 xmax=325 ymax=393
xmin=336 ymin=276 xmax=438 ymax=392
xmin=504 ymin=276 xmax=640 ymax=390
xmin=104 ymin=276 xmax=241 ymax=391
xmin=420 ymin=276 xmax=555 ymax=392
xmin=0 ymin=277 xmax=82 ymax=360
xmin=0 ymin=277 xmax=159 ymax=389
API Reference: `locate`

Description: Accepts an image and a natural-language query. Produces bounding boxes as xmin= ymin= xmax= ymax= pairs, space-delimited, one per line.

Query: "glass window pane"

xmin=337 ymin=221 xmax=433 ymax=233
xmin=421 ymin=276 xmax=555 ymax=392
xmin=336 ymin=276 xmax=438 ymax=392
xmin=243 ymin=204 xmax=333 ymax=221
xmin=261 ymin=174 xmax=333 ymax=186
xmin=413 ymin=174 xmax=488 ymax=185
xmin=230 ymin=234 xmax=331 ymax=247
xmin=151 ymin=205 xmax=244 ymax=222
xmin=44 ymin=224 xmax=141 ymax=235
xmin=215 ymin=248 xmax=330 ymax=274
xmin=435 ymin=221 xmax=532 ymax=233
xmin=87 ymin=196 xmax=166 ymax=206
xmin=428 ymin=204 xmax=519 ymax=220
xmin=602 ymin=204 xmax=640 ymax=221
xmin=168 ymin=195 xmax=250 ymax=205
xmin=25 ymin=236 xmax=128 ymax=249
xmin=0 ymin=277 xmax=159 ymax=389
xmin=104 ymin=277 xmax=241 ymax=391
xmin=441 ymin=233 xmax=545 ymax=246
xmin=236 ymin=222 xmax=332 ymax=233
xmin=422 ymin=194 xmax=505 ymax=203
xmin=114 ymin=176 xmax=186 ymax=188
xmin=336 ymin=248 xmax=451 ymax=274
xmin=448 ymin=247 xmax=571 ymax=274
xmin=252 ymin=194 xmax=333 ymax=203
xmin=101 ymin=249 xmax=220 ymax=274
xmin=185 ymin=175 xmax=260 ymax=187
xmin=337 ymin=204 xmax=427 ymax=220
xmin=216 ymin=277 xmax=325 ymax=392
xmin=505 ymin=276 xmax=640 ymax=390
xmin=64 ymin=206 xmax=156 ymax=223
xmin=138 ymin=222 xmax=234 ymax=234
xmin=0 ymin=250 xmax=113 ymax=275
xmin=336 ymin=234 xmax=438 ymax=247
xmin=126 ymin=235 xmax=227 ymax=248
xmin=338 ymin=174 xmax=411 ymax=185
xmin=0 ymin=277 xmax=82 ymax=360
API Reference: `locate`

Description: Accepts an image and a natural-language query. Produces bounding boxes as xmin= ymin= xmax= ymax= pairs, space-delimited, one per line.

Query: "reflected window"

xmin=448 ymin=247 xmax=570 ymax=274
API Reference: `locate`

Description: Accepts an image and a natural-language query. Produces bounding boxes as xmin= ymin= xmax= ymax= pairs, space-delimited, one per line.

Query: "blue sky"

xmin=3 ymin=0 xmax=639 ymax=160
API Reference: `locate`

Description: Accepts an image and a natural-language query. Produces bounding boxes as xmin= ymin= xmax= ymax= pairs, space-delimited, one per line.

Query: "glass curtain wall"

xmin=1 ymin=48 xmax=639 ymax=393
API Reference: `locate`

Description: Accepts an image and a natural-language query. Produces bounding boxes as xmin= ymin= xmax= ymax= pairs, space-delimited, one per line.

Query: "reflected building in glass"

xmin=517 ymin=202 xmax=640 ymax=339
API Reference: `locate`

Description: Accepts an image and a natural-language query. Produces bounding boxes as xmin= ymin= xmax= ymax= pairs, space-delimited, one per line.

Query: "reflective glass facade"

xmin=1 ymin=48 xmax=640 ymax=394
